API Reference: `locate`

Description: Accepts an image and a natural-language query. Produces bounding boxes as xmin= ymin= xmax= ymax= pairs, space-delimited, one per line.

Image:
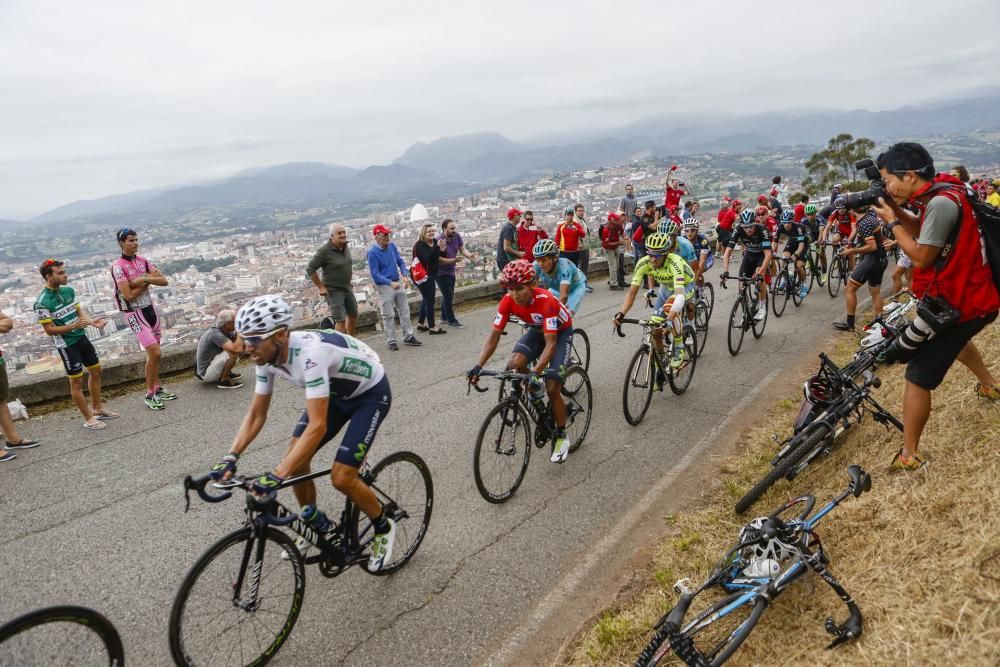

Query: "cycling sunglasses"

xmin=646 ymin=251 xmax=667 ymax=258
xmin=241 ymin=328 xmax=285 ymax=347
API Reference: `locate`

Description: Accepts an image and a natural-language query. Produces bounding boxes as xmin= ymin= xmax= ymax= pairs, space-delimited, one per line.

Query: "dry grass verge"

xmin=564 ymin=316 xmax=1000 ymax=666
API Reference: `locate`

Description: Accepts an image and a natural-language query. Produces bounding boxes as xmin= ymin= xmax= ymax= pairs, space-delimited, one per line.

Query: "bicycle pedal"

xmin=673 ymin=578 xmax=694 ymax=595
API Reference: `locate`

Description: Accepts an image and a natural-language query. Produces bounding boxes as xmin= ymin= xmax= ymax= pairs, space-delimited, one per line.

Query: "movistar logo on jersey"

xmin=339 ymin=358 xmax=372 ymax=379
xmin=306 ymin=377 xmax=325 ymax=387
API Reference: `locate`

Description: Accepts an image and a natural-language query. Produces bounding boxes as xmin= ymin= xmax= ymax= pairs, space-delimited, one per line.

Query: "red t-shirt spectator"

xmin=665 ymin=186 xmax=686 ymax=210
xmin=600 ymin=221 xmax=624 ymax=249
xmin=517 ymin=223 xmax=548 ymax=262
xmin=793 ymin=203 xmax=805 ymax=222
xmin=717 ymin=208 xmax=736 ymax=231
xmin=555 ymin=221 xmax=586 ymax=252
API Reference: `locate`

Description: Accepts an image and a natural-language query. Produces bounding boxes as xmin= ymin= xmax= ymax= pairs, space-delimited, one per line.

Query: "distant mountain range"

xmin=25 ymin=93 xmax=1000 ymax=225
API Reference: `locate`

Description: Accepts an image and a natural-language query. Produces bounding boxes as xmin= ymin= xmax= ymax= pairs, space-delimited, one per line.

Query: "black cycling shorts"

xmin=906 ymin=312 xmax=997 ymax=390
xmin=849 ymin=254 xmax=888 ymax=288
xmin=58 ymin=337 xmax=100 ymax=378
xmin=716 ymin=226 xmax=732 ymax=248
xmin=738 ymin=252 xmax=766 ymax=278
xmin=782 ymin=242 xmax=806 ymax=257
xmin=511 ymin=326 xmax=574 ymax=383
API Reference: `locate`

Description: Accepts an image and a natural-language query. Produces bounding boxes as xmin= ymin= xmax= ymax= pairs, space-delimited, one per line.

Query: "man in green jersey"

xmin=34 ymin=259 xmax=118 ymax=429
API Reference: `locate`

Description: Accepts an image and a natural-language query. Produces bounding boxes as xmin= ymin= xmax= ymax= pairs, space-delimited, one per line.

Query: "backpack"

xmin=926 ymin=183 xmax=1000 ymax=294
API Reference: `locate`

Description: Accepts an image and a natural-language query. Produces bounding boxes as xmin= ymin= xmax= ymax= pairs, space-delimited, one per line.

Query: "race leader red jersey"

xmin=493 ymin=288 xmax=573 ymax=333
xmin=909 ymin=174 xmax=1000 ymax=323
xmin=829 ymin=210 xmax=856 ymax=236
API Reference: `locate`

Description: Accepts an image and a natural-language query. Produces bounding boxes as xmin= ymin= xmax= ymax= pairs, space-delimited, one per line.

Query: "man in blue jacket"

xmin=368 ymin=225 xmax=422 ymax=351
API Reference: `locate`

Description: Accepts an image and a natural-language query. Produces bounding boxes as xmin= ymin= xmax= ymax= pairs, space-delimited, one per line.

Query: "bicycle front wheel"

xmin=827 ymin=258 xmax=843 ymax=297
xmin=0 ymin=606 xmax=124 ymax=667
xmin=562 ymin=365 xmax=592 ymax=452
xmin=727 ymin=299 xmax=746 ymax=356
xmin=669 ymin=325 xmax=698 ymax=395
xmin=702 ymin=281 xmax=715 ymax=321
xmin=694 ymin=300 xmax=710 ymax=357
xmin=473 ymin=400 xmax=532 ymax=503
xmin=771 ymin=273 xmax=788 ymax=317
xmin=623 ymin=344 xmax=655 ymax=425
xmin=569 ymin=328 xmax=591 ymax=373
xmin=734 ymin=427 xmax=829 ymax=514
xmin=351 ymin=450 xmax=434 ymax=575
xmin=169 ymin=527 xmax=305 ymax=667
xmin=791 ymin=273 xmax=805 ymax=307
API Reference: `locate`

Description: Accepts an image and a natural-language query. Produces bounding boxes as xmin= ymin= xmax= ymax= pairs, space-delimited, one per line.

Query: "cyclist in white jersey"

xmin=209 ymin=295 xmax=397 ymax=570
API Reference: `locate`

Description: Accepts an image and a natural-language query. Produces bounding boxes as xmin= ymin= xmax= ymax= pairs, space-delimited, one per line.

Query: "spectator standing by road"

xmin=601 ymin=212 xmax=627 ymax=289
xmin=793 ymin=194 xmax=809 ymax=222
xmin=368 ymin=224 xmax=421 ymax=351
xmin=573 ymin=203 xmax=594 ymax=292
xmin=555 ymin=208 xmax=586 ymax=269
xmin=497 ymin=208 xmax=524 ymax=271
xmin=34 ymin=259 xmax=118 ymax=429
xmin=111 ymin=228 xmax=176 ymax=411
xmin=872 ymin=142 xmax=1000 ymax=470
xmin=437 ymin=218 xmax=478 ymax=329
xmin=517 ymin=210 xmax=548 ymax=263
xmin=630 ymin=200 xmax=658 ymax=260
xmin=307 ymin=223 xmax=357 ymax=336
xmin=195 ymin=309 xmax=244 ymax=388
xmin=413 ymin=223 xmax=447 ymax=335
xmin=619 ymin=183 xmax=639 ymax=221
xmin=0 ymin=309 xmax=39 ymax=461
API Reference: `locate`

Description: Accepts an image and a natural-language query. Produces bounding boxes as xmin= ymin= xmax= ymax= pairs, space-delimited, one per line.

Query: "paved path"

xmin=1 ymin=272 xmax=853 ymax=665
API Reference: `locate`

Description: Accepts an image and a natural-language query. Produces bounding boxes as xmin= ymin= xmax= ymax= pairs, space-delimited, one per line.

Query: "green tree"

xmin=802 ymin=133 xmax=876 ymax=197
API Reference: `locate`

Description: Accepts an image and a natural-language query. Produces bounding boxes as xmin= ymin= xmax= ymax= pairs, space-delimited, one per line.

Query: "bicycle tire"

xmin=827 ymin=258 xmax=843 ymax=298
xmin=702 ymin=281 xmax=715 ymax=321
xmin=623 ymin=344 xmax=655 ymax=425
xmin=0 ymin=605 xmax=125 ymax=667
xmin=473 ymin=399 xmax=532 ymax=503
xmin=561 ymin=365 xmax=592 ymax=452
xmin=726 ymin=299 xmax=745 ymax=356
xmin=169 ymin=527 xmax=305 ymax=667
xmin=350 ymin=450 xmax=434 ymax=575
xmin=694 ymin=300 xmax=710 ymax=357
xmin=791 ymin=272 xmax=805 ymax=307
xmin=734 ymin=427 xmax=829 ymax=514
xmin=570 ymin=328 xmax=591 ymax=373
xmin=771 ymin=272 xmax=788 ymax=318
xmin=751 ymin=291 xmax=767 ymax=339
xmin=669 ymin=325 xmax=697 ymax=395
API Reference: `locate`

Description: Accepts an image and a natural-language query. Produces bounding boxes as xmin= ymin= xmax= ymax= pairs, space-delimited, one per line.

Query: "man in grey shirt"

xmin=308 ymin=223 xmax=357 ymax=335
xmin=195 ymin=309 xmax=243 ymax=388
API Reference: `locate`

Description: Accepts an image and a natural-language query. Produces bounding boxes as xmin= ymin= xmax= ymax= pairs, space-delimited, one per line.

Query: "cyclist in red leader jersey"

xmin=469 ymin=260 xmax=575 ymax=463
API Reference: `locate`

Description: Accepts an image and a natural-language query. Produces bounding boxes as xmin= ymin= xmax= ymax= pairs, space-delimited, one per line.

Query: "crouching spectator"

xmin=195 ymin=309 xmax=244 ymax=388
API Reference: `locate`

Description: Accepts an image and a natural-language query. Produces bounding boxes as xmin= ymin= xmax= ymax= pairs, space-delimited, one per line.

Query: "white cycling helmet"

xmin=236 ymin=295 xmax=293 ymax=336
xmin=738 ymin=517 xmax=797 ymax=564
xmin=860 ymin=322 xmax=889 ymax=349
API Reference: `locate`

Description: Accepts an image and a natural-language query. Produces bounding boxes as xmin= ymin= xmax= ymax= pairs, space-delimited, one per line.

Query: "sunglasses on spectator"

xmin=241 ymin=328 xmax=285 ymax=347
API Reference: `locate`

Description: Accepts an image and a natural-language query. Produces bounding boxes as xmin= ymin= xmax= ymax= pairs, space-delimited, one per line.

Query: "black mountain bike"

xmin=0 ymin=605 xmax=125 ymax=666
xmin=721 ymin=275 xmax=766 ymax=356
xmin=734 ymin=351 xmax=901 ymax=514
xmin=771 ymin=256 xmax=806 ymax=317
xmin=469 ymin=367 xmax=592 ymax=503
xmin=615 ymin=317 xmax=698 ymax=425
xmin=635 ymin=466 xmax=871 ymax=666
xmin=171 ymin=453 xmax=433 ymax=665
xmin=826 ymin=246 xmax=850 ymax=298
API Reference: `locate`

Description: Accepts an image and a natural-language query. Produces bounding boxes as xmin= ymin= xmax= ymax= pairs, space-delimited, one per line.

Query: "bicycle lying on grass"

xmin=635 ymin=465 xmax=872 ymax=667
xmin=171 ymin=454 xmax=433 ymax=666
xmin=0 ymin=605 xmax=124 ymax=666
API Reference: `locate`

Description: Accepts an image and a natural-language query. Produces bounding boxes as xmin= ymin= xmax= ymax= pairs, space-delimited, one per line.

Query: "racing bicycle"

xmin=0 ymin=605 xmax=124 ymax=666
xmin=635 ymin=465 xmax=871 ymax=666
xmin=805 ymin=242 xmax=827 ymax=292
xmin=510 ymin=315 xmax=590 ymax=373
xmin=826 ymin=246 xmax=850 ymax=298
xmin=170 ymin=454 xmax=433 ymax=665
xmin=615 ymin=316 xmax=698 ymax=425
xmin=692 ymin=278 xmax=714 ymax=357
xmin=770 ymin=256 xmax=806 ymax=317
xmin=469 ymin=367 xmax=592 ymax=503
xmin=721 ymin=275 xmax=767 ymax=356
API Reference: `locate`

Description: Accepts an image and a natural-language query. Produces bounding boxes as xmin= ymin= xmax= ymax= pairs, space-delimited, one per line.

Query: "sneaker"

xmin=155 ymin=387 xmax=177 ymax=401
xmin=550 ymin=433 xmax=571 ymax=463
xmin=4 ymin=438 xmax=39 ymax=450
xmin=387 ymin=341 xmax=399 ymax=351
xmin=754 ymin=303 xmax=766 ymax=321
xmin=671 ymin=344 xmax=687 ymax=369
xmin=798 ymin=285 xmax=808 ymax=298
xmin=0 ymin=450 xmax=15 ymax=462
xmin=890 ymin=449 xmax=926 ymax=471
xmin=230 ymin=371 xmax=242 ymax=379
xmin=833 ymin=320 xmax=854 ymax=331
xmin=280 ymin=535 xmax=312 ymax=561
xmin=447 ymin=320 xmax=465 ymax=329
xmin=428 ymin=328 xmax=447 ymax=335
xmin=368 ymin=518 xmax=397 ymax=572
xmin=403 ymin=335 xmax=423 ymax=346
xmin=216 ymin=378 xmax=244 ymax=389
xmin=144 ymin=394 xmax=165 ymax=411
xmin=975 ymin=382 xmax=1000 ymax=401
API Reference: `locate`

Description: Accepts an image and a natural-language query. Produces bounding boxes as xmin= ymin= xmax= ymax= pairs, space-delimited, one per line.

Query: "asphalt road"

xmin=1 ymin=268 xmax=855 ymax=666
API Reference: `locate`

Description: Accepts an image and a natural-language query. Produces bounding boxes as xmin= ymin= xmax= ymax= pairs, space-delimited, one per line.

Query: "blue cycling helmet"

xmin=780 ymin=210 xmax=795 ymax=223
xmin=739 ymin=209 xmax=756 ymax=225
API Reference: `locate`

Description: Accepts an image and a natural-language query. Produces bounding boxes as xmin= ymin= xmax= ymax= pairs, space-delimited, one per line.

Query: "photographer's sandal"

xmin=974 ymin=382 xmax=1000 ymax=401
xmin=890 ymin=449 xmax=926 ymax=471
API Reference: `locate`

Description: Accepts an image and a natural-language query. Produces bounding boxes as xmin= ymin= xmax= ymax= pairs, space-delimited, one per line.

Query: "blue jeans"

xmin=417 ymin=278 xmax=437 ymax=328
xmin=436 ymin=274 xmax=457 ymax=324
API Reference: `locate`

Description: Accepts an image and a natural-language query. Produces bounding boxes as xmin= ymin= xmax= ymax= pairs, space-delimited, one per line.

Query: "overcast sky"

xmin=1 ymin=0 xmax=998 ymax=219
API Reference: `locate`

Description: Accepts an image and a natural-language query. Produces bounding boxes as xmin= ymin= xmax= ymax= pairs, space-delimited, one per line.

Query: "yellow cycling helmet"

xmin=645 ymin=232 xmax=670 ymax=252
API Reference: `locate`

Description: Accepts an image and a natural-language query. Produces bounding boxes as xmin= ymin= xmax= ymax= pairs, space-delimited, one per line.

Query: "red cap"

xmin=669 ymin=165 xmax=678 ymax=171
xmin=731 ymin=199 xmax=742 ymax=207
xmin=607 ymin=211 xmax=622 ymax=222
xmin=507 ymin=207 xmax=522 ymax=220
xmin=372 ymin=224 xmax=392 ymax=236
xmin=757 ymin=195 xmax=768 ymax=204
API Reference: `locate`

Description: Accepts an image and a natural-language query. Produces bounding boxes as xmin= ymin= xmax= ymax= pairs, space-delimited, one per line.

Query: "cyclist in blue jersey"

xmin=532 ymin=239 xmax=587 ymax=314
xmin=681 ymin=220 xmax=713 ymax=282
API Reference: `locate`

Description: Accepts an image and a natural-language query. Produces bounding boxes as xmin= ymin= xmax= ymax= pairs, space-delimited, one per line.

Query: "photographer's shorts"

xmin=325 ymin=289 xmax=358 ymax=322
xmin=906 ymin=311 xmax=998 ymax=390
xmin=849 ymin=254 xmax=888 ymax=288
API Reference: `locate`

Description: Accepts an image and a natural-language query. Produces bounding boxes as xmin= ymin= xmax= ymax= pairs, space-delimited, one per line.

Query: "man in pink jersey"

xmin=111 ymin=228 xmax=177 ymax=410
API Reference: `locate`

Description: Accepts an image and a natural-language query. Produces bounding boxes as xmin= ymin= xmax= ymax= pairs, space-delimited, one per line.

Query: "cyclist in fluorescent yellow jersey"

xmin=613 ymin=232 xmax=695 ymax=372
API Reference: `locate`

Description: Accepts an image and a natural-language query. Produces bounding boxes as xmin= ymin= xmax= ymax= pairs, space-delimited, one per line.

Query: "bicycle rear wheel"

xmin=694 ymin=300 xmax=709 ymax=357
xmin=827 ymin=258 xmax=843 ymax=297
xmin=561 ymin=365 xmax=592 ymax=452
xmin=727 ymin=299 xmax=746 ymax=356
xmin=734 ymin=427 xmax=829 ymax=514
xmin=473 ymin=400 xmax=532 ymax=503
xmin=623 ymin=344 xmax=655 ymax=425
xmin=169 ymin=527 xmax=305 ymax=667
xmin=636 ymin=593 xmax=765 ymax=667
xmin=0 ymin=606 xmax=124 ymax=667
xmin=569 ymin=328 xmax=590 ymax=373
xmin=350 ymin=450 xmax=434 ymax=575
xmin=669 ymin=325 xmax=697 ymax=395
xmin=751 ymin=292 xmax=768 ymax=339
xmin=771 ymin=272 xmax=788 ymax=317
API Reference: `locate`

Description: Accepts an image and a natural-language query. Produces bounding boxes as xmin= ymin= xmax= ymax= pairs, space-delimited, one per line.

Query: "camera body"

xmin=835 ymin=158 xmax=888 ymax=211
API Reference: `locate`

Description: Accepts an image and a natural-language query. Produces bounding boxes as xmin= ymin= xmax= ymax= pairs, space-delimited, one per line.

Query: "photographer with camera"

xmin=869 ymin=142 xmax=1000 ymax=470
